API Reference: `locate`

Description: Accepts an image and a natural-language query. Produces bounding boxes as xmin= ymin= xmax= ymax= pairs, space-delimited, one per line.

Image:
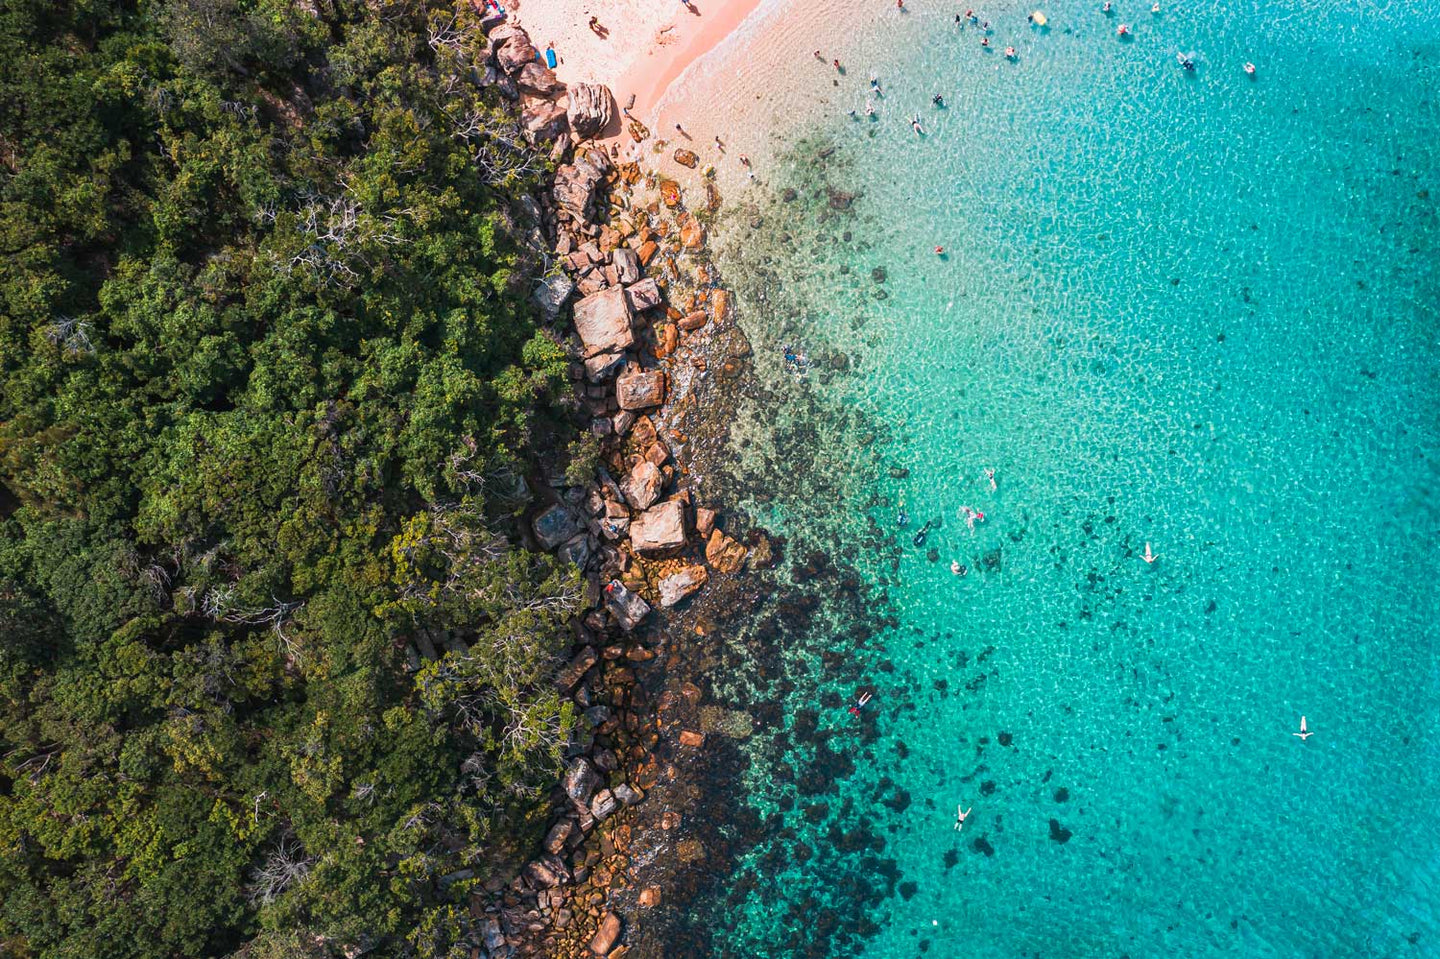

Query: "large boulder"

xmin=563 ymin=758 xmax=600 ymax=806
xmin=612 ymin=246 xmax=641 ymax=284
xmin=553 ymin=152 xmax=609 ymax=221
xmin=616 ymin=368 xmax=666 ymax=410
xmin=621 ymin=460 xmax=664 ymax=510
xmin=572 ymin=286 xmax=634 ymax=358
xmin=533 ymin=504 xmax=581 ymax=551
xmin=589 ymin=913 xmax=622 ymax=955
xmin=584 ymin=352 xmax=627 ymax=383
xmin=521 ymin=97 xmax=568 ymax=143
xmin=556 ymin=647 xmax=597 ymax=692
xmin=517 ymin=61 xmax=565 ymax=96
xmin=630 ymin=501 xmax=687 ymax=556
xmin=659 ymin=564 xmax=709 ymax=607
xmin=603 ymin=580 xmax=651 ymax=631
xmin=567 ymin=83 xmax=613 ymax=140
xmin=496 ymin=31 xmax=538 ymax=75
xmin=624 ymin=277 xmax=663 ymax=313
xmin=533 ymin=274 xmax=574 ymax=320
xmin=705 ymin=529 xmax=748 ymax=573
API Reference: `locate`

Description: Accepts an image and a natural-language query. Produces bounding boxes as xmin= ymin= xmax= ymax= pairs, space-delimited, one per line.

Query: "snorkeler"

xmin=913 ymin=520 xmax=933 ymax=547
xmin=848 ymin=691 xmax=873 ymax=716
xmin=933 ymin=93 xmax=945 ymax=107
xmin=897 ymin=508 xmax=910 ymax=528
xmin=950 ymin=560 xmax=968 ymax=576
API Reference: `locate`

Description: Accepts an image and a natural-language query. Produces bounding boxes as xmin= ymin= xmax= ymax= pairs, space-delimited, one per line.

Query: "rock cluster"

xmin=471 ymin=18 xmax=765 ymax=959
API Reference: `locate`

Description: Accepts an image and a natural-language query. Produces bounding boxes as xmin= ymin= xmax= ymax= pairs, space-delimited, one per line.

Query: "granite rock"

xmin=573 ymin=286 xmax=634 ymax=358
xmin=567 ymin=83 xmax=613 ymax=139
xmin=624 ymin=277 xmax=663 ymax=312
xmin=621 ymin=460 xmax=665 ymax=511
xmin=630 ymin=500 xmax=687 ymax=556
xmin=659 ymin=564 xmax=709 ymax=607
xmin=533 ymin=504 xmax=581 ymax=551
xmin=616 ymin=368 xmax=666 ymax=410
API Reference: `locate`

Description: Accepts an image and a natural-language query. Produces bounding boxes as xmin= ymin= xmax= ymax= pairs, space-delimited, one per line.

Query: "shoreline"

xmin=508 ymin=0 xmax=766 ymax=141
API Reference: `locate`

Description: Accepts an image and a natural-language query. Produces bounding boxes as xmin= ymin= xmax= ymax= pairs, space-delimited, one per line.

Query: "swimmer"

xmin=1177 ymin=52 xmax=1195 ymax=70
xmin=897 ymin=0 xmax=904 ymax=10
xmin=954 ymin=805 xmax=971 ymax=831
xmin=848 ymin=691 xmax=873 ymax=715
xmin=933 ymin=93 xmax=945 ymax=107
xmin=934 ymin=245 xmax=945 ymax=255
xmin=1005 ymin=46 xmax=1017 ymax=59
xmin=950 ymin=560 xmax=968 ymax=576
xmin=1244 ymin=61 xmax=1256 ymax=76
xmin=714 ymin=135 xmax=726 ymax=151
xmin=870 ymin=73 xmax=882 ymax=95
xmin=1152 ymin=1 xmax=1160 ymax=11
xmin=910 ymin=115 xmax=926 ymax=135
xmin=1142 ymin=542 xmax=1158 ymax=564
xmin=833 ymin=58 xmax=843 ymax=72
xmin=955 ymin=13 xmax=963 ymax=23
xmin=1102 ymin=0 xmax=1112 ymax=11
xmin=865 ymin=100 xmax=876 ymax=117
xmin=981 ymin=36 xmax=991 ymax=47
xmin=897 ymin=508 xmax=910 ymax=528
xmin=739 ymin=154 xmax=751 ymax=167
xmin=1117 ymin=23 xmax=1130 ymax=36
xmin=1293 ymin=716 xmax=1313 ymax=741
xmin=985 ymin=467 xmax=997 ymax=491
xmin=913 ymin=520 xmax=932 ymax=547
xmin=814 ymin=50 xmax=824 ymax=61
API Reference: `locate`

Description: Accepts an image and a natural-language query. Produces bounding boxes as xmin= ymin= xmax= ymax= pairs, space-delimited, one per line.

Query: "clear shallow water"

xmin=679 ymin=1 xmax=1440 ymax=956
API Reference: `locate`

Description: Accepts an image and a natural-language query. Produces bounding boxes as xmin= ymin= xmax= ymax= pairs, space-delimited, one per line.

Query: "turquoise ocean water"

xmin=668 ymin=1 xmax=1440 ymax=955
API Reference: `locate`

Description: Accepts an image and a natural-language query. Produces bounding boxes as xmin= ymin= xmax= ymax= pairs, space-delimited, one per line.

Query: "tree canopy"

xmin=0 ymin=2 xmax=576 ymax=956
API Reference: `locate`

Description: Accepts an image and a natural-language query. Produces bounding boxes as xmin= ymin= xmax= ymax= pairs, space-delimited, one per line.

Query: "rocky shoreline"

xmin=470 ymin=20 xmax=772 ymax=958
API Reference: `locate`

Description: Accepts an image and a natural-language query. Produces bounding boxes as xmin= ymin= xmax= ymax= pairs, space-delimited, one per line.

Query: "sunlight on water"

xmin=680 ymin=0 xmax=1440 ymax=955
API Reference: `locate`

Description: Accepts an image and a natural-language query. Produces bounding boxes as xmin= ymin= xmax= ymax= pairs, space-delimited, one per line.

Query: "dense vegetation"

xmin=0 ymin=2 xmax=579 ymax=956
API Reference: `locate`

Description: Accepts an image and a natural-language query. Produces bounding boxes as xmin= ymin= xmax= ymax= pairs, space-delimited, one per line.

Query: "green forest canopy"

xmin=0 ymin=1 xmax=580 ymax=956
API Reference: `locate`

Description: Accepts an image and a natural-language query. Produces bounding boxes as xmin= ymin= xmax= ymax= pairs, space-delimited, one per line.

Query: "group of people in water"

xmin=895 ymin=468 xmax=997 ymax=577
xmin=832 ymin=2 xmax=1258 ymax=134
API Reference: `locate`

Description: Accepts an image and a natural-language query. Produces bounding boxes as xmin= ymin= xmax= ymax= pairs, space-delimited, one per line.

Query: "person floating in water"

xmin=933 ymin=93 xmax=945 ymax=107
xmin=1177 ymin=51 xmax=1195 ymax=71
xmin=1117 ymin=23 xmax=1131 ymax=36
xmin=1004 ymin=46 xmax=1017 ymax=60
xmin=1293 ymin=716 xmax=1312 ymax=740
xmin=950 ymin=560 xmax=968 ymax=576
xmin=848 ymin=691 xmax=873 ymax=716
xmin=1244 ymin=61 xmax=1256 ymax=76
xmin=910 ymin=115 xmax=926 ymax=135
xmin=913 ymin=520 xmax=933 ymax=546
xmin=981 ymin=36 xmax=991 ymax=48
xmin=954 ymin=805 xmax=971 ymax=831
xmin=897 ymin=508 xmax=910 ymax=528
xmin=1142 ymin=542 xmax=1157 ymax=564
xmin=865 ymin=99 xmax=876 ymax=117
xmin=985 ymin=467 xmax=997 ymax=491
xmin=1103 ymin=1 xmax=1112 ymax=12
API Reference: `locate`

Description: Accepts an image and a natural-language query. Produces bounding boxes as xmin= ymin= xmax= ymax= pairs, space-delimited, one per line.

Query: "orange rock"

xmin=678 ymin=312 xmax=707 ymax=332
xmin=638 ymin=886 xmax=662 ymax=908
xmin=678 ymin=213 xmax=704 ymax=250
xmin=657 ymin=324 xmax=678 ymax=357
xmin=637 ymin=241 xmax=659 ymax=267
xmin=659 ymin=178 xmax=682 ymax=207
xmin=679 ymin=730 xmax=705 ymax=747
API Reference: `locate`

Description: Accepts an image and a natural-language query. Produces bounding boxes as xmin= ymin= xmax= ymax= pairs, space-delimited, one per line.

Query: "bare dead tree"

xmin=246 ymin=836 xmax=314 ymax=906
xmin=43 ymin=316 xmax=95 ymax=356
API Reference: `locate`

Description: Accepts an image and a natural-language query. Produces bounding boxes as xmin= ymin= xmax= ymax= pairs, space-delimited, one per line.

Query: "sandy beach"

xmin=507 ymin=0 xmax=765 ymax=128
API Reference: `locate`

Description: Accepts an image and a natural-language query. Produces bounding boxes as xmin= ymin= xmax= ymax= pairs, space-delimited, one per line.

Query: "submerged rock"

xmin=705 ymin=529 xmax=747 ymax=573
xmin=589 ymin=912 xmax=622 ymax=954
